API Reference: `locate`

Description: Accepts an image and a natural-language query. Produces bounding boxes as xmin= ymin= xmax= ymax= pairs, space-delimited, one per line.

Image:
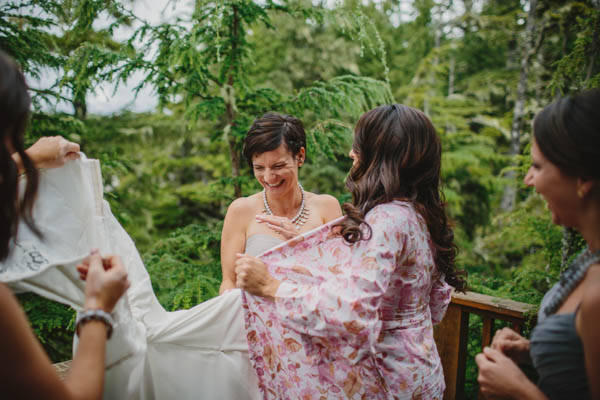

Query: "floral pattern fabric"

xmin=242 ymin=201 xmax=452 ymax=399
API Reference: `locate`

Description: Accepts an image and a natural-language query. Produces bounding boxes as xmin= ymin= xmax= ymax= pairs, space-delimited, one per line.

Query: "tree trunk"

xmin=500 ymin=0 xmax=538 ymax=212
xmin=585 ymin=11 xmax=600 ymax=85
xmin=448 ymin=56 xmax=455 ymax=97
xmin=424 ymin=26 xmax=441 ymax=117
xmin=535 ymin=44 xmax=544 ymax=100
xmin=226 ymin=5 xmax=242 ymax=199
xmin=446 ymin=55 xmax=457 ymax=133
xmin=226 ymin=83 xmax=241 ymax=197
xmin=73 ymin=90 xmax=87 ymax=119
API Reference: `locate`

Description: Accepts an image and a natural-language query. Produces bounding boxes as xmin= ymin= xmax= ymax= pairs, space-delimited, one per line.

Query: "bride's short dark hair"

xmin=242 ymin=113 xmax=306 ymax=168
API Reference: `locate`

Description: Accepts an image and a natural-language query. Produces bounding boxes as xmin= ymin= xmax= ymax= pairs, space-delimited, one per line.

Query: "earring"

xmin=577 ymin=188 xmax=585 ymax=199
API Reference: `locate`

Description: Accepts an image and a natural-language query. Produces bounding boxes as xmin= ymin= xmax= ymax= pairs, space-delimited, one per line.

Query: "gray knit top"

xmin=529 ymin=287 xmax=590 ymax=399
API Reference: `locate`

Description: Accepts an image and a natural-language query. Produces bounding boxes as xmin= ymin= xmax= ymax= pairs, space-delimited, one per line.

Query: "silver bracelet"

xmin=75 ymin=309 xmax=114 ymax=339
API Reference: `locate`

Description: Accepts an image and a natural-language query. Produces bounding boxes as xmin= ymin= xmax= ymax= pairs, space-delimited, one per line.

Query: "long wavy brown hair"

xmin=338 ymin=104 xmax=466 ymax=291
xmin=0 ymin=51 xmax=40 ymax=260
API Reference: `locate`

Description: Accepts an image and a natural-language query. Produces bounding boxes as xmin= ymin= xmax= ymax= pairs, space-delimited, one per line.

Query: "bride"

xmin=220 ymin=112 xmax=342 ymax=293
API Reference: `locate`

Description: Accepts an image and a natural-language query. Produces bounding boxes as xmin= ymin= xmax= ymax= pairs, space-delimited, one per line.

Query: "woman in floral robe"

xmin=235 ymin=104 xmax=467 ymax=399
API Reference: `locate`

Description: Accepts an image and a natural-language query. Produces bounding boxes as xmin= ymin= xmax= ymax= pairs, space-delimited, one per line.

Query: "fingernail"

xmin=91 ymin=248 xmax=99 ymax=254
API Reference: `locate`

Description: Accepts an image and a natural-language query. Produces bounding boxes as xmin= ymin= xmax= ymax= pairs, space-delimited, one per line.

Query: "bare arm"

xmin=12 ymin=136 xmax=80 ymax=174
xmin=578 ymin=265 xmax=600 ymax=399
xmin=0 ymin=251 xmax=129 ymax=400
xmin=219 ymin=198 xmax=249 ymax=294
xmin=0 ymin=282 xmax=92 ymax=400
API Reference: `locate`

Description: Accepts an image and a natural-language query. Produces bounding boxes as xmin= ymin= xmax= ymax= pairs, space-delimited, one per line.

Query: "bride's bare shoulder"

xmin=225 ymin=192 xmax=263 ymax=219
xmin=306 ymin=192 xmax=342 ymax=222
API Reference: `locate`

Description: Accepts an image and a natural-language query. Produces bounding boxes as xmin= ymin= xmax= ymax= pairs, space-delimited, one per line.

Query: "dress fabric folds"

xmin=0 ymin=157 xmax=260 ymax=400
xmin=0 ymin=158 xmax=451 ymax=400
xmin=243 ymin=201 xmax=452 ymax=399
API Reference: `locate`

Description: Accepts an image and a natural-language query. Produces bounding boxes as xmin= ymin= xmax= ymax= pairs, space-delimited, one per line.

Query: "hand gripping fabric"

xmin=0 ymin=156 xmax=260 ymax=400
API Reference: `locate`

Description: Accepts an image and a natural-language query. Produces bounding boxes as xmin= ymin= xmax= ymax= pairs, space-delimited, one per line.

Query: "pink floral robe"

xmin=242 ymin=201 xmax=452 ymax=399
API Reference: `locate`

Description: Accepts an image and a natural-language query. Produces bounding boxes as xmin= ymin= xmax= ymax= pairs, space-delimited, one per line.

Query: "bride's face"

xmin=252 ymin=143 xmax=305 ymax=197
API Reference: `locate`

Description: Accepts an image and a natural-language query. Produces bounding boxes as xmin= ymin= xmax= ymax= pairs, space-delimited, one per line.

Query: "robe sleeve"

xmin=428 ymin=273 xmax=452 ymax=325
xmin=273 ymin=205 xmax=403 ymax=357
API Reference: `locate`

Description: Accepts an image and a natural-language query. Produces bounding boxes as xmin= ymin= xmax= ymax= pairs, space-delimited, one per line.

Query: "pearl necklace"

xmin=541 ymin=247 xmax=600 ymax=320
xmin=262 ymin=182 xmax=309 ymax=230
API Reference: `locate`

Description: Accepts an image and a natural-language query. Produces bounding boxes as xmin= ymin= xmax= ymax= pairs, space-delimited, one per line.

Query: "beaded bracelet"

xmin=75 ymin=309 xmax=114 ymax=339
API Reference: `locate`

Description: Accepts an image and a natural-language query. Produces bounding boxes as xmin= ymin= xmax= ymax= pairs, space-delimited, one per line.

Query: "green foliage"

xmin=17 ymin=293 xmax=75 ymax=362
xmin=104 ymin=0 xmax=392 ymax=201
xmin=0 ymin=0 xmax=61 ymax=77
xmin=547 ymin=3 xmax=600 ymax=94
xmin=466 ymin=196 xmax=562 ymax=303
xmin=143 ymin=222 xmax=223 ymax=310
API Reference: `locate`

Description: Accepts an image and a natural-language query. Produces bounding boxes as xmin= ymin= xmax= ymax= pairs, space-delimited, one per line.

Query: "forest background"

xmin=2 ymin=0 xmax=599 ymax=396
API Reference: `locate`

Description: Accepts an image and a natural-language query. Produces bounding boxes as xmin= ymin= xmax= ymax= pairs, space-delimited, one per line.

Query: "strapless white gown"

xmin=0 ymin=157 xmax=264 ymax=400
xmin=245 ymin=234 xmax=284 ymax=257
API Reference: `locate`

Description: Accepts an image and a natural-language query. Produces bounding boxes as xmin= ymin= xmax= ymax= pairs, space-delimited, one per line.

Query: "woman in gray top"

xmin=476 ymin=89 xmax=600 ymax=399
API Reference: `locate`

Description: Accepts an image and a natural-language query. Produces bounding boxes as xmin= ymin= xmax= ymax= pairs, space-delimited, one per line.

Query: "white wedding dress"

xmin=0 ymin=157 xmax=260 ymax=400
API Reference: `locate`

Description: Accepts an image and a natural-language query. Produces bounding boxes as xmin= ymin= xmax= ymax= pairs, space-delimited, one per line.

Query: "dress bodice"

xmin=244 ymin=234 xmax=284 ymax=257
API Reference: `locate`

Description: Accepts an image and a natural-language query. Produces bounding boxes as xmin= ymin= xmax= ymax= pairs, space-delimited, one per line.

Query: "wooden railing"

xmin=433 ymin=291 xmax=536 ymax=400
xmin=54 ymin=291 xmax=536 ymax=397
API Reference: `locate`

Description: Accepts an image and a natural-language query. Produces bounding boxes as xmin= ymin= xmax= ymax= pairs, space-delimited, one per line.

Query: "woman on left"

xmin=0 ymin=50 xmax=130 ymax=399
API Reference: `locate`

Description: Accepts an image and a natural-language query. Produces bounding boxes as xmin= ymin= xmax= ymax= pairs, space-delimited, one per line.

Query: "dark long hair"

xmin=533 ymin=88 xmax=600 ymax=181
xmin=339 ymin=104 xmax=466 ymax=291
xmin=0 ymin=51 xmax=40 ymax=260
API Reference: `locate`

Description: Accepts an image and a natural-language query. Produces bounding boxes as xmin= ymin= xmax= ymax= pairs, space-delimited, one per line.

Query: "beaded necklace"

xmin=262 ymin=182 xmax=310 ymax=230
xmin=541 ymin=247 xmax=600 ymax=319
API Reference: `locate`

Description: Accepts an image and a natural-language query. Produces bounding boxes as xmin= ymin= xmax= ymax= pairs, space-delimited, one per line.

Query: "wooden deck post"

xmin=434 ymin=302 xmax=469 ymax=400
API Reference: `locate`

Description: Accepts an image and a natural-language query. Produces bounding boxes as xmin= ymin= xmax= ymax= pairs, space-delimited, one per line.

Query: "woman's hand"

xmin=476 ymin=347 xmax=546 ymax=400
xmin=491 ymin=327 xmax=531 ymax=364
xmin=234 ymin=254 xmax=281 ymax=299
xmin=256 ymin=214 xmax=298 ymax=240
xmin=77 ymin=250 xmax=130 ymax=313
xmin=25 ymin=136 xmax=80 ymax=170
